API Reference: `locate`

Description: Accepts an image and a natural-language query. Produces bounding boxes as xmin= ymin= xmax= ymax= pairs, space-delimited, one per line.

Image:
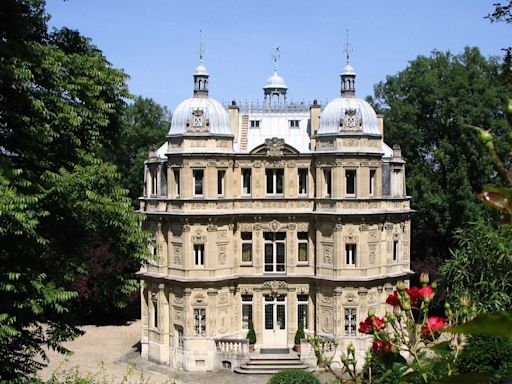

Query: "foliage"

xmin=0 ymin=0 xmax=150 ymax=380
xmin=108 ymin=96 xmax=171 ymax=207
xmin=455 ymin=336 xmax=512 ymax=383
xmin=440 ymin=220 xmax=512 ymax=313
xmin=295 ymin=324 xmax=305 ymax=345
xmin=246 ymin=321 xmax=256 ymax=345
xmin=487 ymin=1 xmax=512 ymax=24
xmin=373 ymin=47 xmax=511 ymax=267
xmin=266 ymin=369 xmax=321 ymax=384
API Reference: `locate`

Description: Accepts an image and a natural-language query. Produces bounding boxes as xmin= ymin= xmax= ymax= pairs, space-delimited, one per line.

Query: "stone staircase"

xmin=234 ymin=351 xmax=314 ymax=374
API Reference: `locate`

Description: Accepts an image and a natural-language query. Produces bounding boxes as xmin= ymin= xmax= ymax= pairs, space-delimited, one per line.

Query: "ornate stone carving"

xmin=173 ymin=245 xmax=182 ymax=265
xmin=297 ymin=223 xmax=309 ymax=231
xmin=269 ymin=219 xmax=280 ymax=232
xmin=218 ymin=293 xmax=228 ymax=305
xmin=253 ymin=161 xmax=261 ymax=168
xmin=359 ymin=223 xmax=369 ymax=231
xmin=368 ymin=244 xmax=377 ymax=264
xmin=288 ymin=178 xmax=295 ymax=188
xmin=393 ymin=232 xmax=400 ymax=240
xmin=262 ymin=280 xmax=288 ymax=294
xmin=217 ymin=230 xmax=227 ymax=241
xmin=369 ymin=230 xmax=378 ymax=242
xmin=207 ymin=220 xmax=217 ymax=232
xmin=340 ymin=108 xmax=362 ymax=131
xmin=384 ymin=222 xmax=394 ymax=231
xmin=321 ymin=309 xmax=334 ymax=332
xmin=255 ymin=178 xmax=261 ymax=187
xmin=218 ymin=245 xmax=226 ymax=265
xmin=323 ymin=245 xmax=333 ymax=265
xmin=192 ymin=229 xmax=206 ymax=243
xmin=393 ymin=144 xmax=402 ymax=157
xmin=182 ymin=222 xmax=190 ymax=232
xmin=265 ymin=137 xmax=285 ymax=157
xmin=228 ymin=223 xmax=235 ymax=232
xmin=368 ymin=293 xmax=376 ymax=304
xmin=344 ymin=234 xmax=359 ymax=242
xmin=360 ymin=161 xmax=369 ymax=167
xmin=288 ymin=223 xmax=297 ymax=230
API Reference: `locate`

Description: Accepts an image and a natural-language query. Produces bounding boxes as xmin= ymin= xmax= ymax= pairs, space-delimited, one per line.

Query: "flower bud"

xmin=419 ymin=272 xmax=430 ymax=285
xmin=460 ymin=295 xmax=470 ymax=307
xmin=396 ymin=281 xmax=406 ymax=291
xmin=431 ymin=281 xmax=437 ymax=290
xmin=341 ymin=355 xmax=348 ymax=364
xmin=393 ymin=306 xmax=402 ymax=318
xmin=444 ymin=302 xmax=451 ymax=310
xmin=368 ymin=308 xmax=376 ymax=318
xmin=402 ymin=301 xmax=411 ymax=311
xmin=348 ymin=343 xmax=356 ymax=354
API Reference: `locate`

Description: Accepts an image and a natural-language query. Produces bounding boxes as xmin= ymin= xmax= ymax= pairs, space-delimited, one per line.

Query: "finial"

xmin=271 ymin=47 xmax=281 ymax=72
xmin=198 ymin=29 xmax=206 ymax=62
xmin=343 ymin=29 xmax=353 ymax=64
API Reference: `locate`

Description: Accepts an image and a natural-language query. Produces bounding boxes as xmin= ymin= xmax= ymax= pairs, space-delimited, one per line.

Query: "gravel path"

xmin=36 ymin=320 xmax=273 ymax=384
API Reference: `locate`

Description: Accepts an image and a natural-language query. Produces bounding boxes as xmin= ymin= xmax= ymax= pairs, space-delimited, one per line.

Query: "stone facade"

xmin=138 ymin=58 xmax=412 ymax=371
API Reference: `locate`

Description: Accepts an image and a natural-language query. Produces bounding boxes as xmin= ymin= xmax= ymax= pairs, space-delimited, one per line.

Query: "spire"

xmin=340 ymin=29 xmax=356 ymax=97
xmin=193 ymin=29 xmax=209 ymax=97
xmin=272 ymin=47 xmax=280 ymax=73
xmin=264 ymin=47 xmax=287 ymax=107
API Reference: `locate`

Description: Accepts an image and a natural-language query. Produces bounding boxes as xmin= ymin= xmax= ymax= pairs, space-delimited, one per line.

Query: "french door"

xmin=262 ymin=295 xmax=287 ymax=347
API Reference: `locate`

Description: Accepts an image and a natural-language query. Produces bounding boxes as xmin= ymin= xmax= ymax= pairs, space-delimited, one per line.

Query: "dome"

xmin=342 ymin=63 xmax=356 ymax=76
xmin=317 ymin=97 xmax=380 ymax=135
xmin=264 ymin=71 xmax=288 ymax=90
xmin=194 ymin=61 xmax=208 ymax=76
xmin=169 ymin=96 xmax=231 ymax=136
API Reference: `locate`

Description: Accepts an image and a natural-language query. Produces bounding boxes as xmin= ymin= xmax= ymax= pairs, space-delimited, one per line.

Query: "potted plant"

xmin=294 ymin=323 xmax=305 ymax=352
xmin=246 ymin=321 xmax=256 ymax=352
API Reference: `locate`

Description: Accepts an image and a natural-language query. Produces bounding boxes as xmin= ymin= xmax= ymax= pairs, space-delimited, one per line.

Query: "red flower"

xmin=372 ymin=340 xmax=392 ymax=354
xmin=406 ymin=286 xmax=420 ymax=307
xmin=418 ymin=285 xmax=434 ymax=300
xmin=386 ymin=291 xmax=400 ymax=307
xmin=422 ymin=316 xmax=446 ymax=337
xmin=358 ymin=316 xmax=385 ymax=334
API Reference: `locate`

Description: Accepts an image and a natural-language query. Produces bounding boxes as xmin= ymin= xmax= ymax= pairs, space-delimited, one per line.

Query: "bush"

xmin=246 ymin=321 xmax=256 ymax=345
xmin=294 ymin=324 xmax=305 ymax=345
xmin=267 ymin=369 xmax=320 ymax=384
xmin=457 ymin=335 xmax=512 ymax=382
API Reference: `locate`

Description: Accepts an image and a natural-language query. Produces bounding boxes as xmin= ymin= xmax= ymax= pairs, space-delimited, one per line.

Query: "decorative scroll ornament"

xmin=340 ymin=108 xmax=362 ymax=131
xmin=262 ymin=280 xmax=288 ymax=295
xmin=269 ymin=219 xmax=280 ymax=232
xmin=265 ymin=137 xmax=285 ymax=157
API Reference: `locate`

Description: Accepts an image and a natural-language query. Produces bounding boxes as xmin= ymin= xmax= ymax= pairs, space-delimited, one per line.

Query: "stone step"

xmin=234 ymin=366 xmax=316 ymax=375
xmin=245 ymin=359 xmax=306 ymax=366
xmin=248 ymin=353 xmax=299 ymax=360
xmin=234 ymin=352 xmax=315 ymax=375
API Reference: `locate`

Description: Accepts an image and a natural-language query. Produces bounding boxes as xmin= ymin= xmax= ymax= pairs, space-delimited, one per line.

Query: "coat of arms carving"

xmin=265 ymin=137 xmax=285 ymax=157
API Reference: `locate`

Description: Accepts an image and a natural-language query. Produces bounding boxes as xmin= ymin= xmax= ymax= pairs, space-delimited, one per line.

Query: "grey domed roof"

xmin=264 ymin=71 xmax=288 ymax=90
xmin=169 ymin=96 xmax=231 ymax=136
xmin=194 ymin=61 xmax=208 ymax=76
xmin=317 ymin=97 xmax=379 ymax=135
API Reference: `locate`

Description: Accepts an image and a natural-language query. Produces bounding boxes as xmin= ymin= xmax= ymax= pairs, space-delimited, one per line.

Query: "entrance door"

xmin=262 ymin=295 xmax=287 ymax=348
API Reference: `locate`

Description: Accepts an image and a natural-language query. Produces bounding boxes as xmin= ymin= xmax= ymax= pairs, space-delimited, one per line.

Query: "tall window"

xmin=345 ymin=308 xmax=357 ymax=336
xmin=241 ymin=232 xmax=253 ymax=263
xmin=346 ymin=169 xmax=356 ymax=196
xmin=369 ymin=169 xmax=376 ymax=196
xmin=194 ymin=244 xmax=204 ymax=266
xmin=393 ymin=240 xmax=399 ymax=261
xmin=241 ymin=295 xmax=253 ymax=329
xmin=264 ymin=232 xmax=286 ymax=272
xmin=194 ymin=308 xmax=206 ymax=336
xmin=174 ymin=169 xmax=180 ymax=196
xmin=323 ymin=169 xmax=332 ymax=197
xmin=297 ymin=232 xmax=308 ymax=263
xmin=217 ymin=170 xmax=225 ymax=196
xmin=266 ymin=169 xmax=284 ymax=194
xmin=150 ymin=170 xmax=157 ymax=196
xmin=193 ymin=169 xmax=204 ymax=196
xmin=151 ymin=295 xmax=158 ymax=329
xmin=298 ymin=169 xmax=308 ymax=195
xmin=345 ymin=243 xmax=357 ymax=266
xmin=297 ymin=294 xmax=308 ymax=329
xmin=250 ymin=120 xmax=260 ymax=128
xmin=392 ymin=169 xmax=402 ymax=196
xmin=242 ymin=169 xmax=251 ymax=195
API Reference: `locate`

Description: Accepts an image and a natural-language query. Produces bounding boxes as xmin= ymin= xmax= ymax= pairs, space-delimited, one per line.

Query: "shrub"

xmin=457 ymin=335 xmax=512 ymax=382
xmin=246 ymin=321 xmax=256 ymax=345
xmin=267 ymin=369 xmax=320 ymax=384
xmin=294 ymin=324 xmax=305 ymax=345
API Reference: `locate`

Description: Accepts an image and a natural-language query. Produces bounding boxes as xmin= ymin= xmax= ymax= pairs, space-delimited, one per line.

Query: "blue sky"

xmin=46 ymin=1 xmax=511 ymax=110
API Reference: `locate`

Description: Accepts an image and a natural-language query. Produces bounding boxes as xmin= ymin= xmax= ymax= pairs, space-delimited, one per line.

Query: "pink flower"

xmin=372 ymin=340 xmax=392 ymax=354
xmin=358 ymin=316 xmax=385 ymax=334
xmin=422 ymin=316 xmax=446 ymax=337
xmin=418 ymin=285 xmax=435 ymax=300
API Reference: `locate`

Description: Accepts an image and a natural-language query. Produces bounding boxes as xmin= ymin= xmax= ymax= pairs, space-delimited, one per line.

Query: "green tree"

xmin=0 ymin=0 xmax=150 ymax=379
xmin=112 ymin=96 xmax=171 ymax=206
xmin=373 ymin=47 xmax=512 ymax=271
xmin=440 ymin=220 xmax=512 ymax=312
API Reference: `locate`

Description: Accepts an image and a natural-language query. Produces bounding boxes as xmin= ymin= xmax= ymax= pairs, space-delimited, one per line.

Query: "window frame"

xmin=241 ymin=232 xmax=253 ymax=264
xmin=393 ymin=240 xmax=399 ymax=262
xmin=241 ymin=168 xmax=251 ymax=195
xmin=345 ymin=243 xmax=357 ymax=267
xmin=217 ymin=169 xmax=226 ymax=196
xmin=194 ymin=243 xmax=205 ymax=267
xmin=345 ymin=169 xmax=357 ymax=197
xmin=344 ymin=307 xmax=357 ymax=336
xmin=323 ymin=168 xmax=332 ymax=197
xmin=298 ymin=168 xmax=308 ymax=195
xmin=249 ymin=120 xmax=260 ymax=128
xmin=193 ymin=169 xmax=204 ymax=197
xmin=265 ymin=168 xmax=284 ymax=195
xmin=173 ymin=169 xmax=180 ymax=197
xmin=297 ymin=232 xmax=308 ymax=264
xmin=241 ymin=294 xmax=253 ymax=330
xmin=289 ymin=119 xmax=300 ymax=128
xmin=369 ymin=169 xmax=376 ymax=196
xmin=264 ymin=232 xmax=286 ymax=273
xmin=297 ymin=294 xmax=309 ymax=330
xmin=194 ymin=308 xmax=206 ymax=336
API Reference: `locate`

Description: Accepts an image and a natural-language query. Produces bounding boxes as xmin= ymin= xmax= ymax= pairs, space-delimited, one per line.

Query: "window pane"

xmin=265 ymin=305 xmax=273 ymax=329
xmin=276 ymin=232 xmax=286 ymax=241
xmin=242 ymin=243 xmax=252 ymax=262
xmin=346 ymin=170 xmax=356 ymax=195
xmin=298 ymin=303 xmax=308 ymax=328
xmin=276 ymin=169 xmax=283 ymax=193
xmin=242 ymin=304 xmax=252 ymax=329
xmin=194 ymin=170 xmax=203 ymax=195
xmin=298 ymin=242 xmax=308 ymax=262
xmin=266 ymin=170 xmax=273 ymax=194
xmin=277 ymin=304 xmax=286 ymax=329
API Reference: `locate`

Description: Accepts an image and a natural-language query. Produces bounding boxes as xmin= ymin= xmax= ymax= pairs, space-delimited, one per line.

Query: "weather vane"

xmin=271 ymin=47 xmax=281 ymax=72
xmin=343 ymin=29 xmax=353 ymax=64
xmin=198 ymin=29 xmax=206 ymax=62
